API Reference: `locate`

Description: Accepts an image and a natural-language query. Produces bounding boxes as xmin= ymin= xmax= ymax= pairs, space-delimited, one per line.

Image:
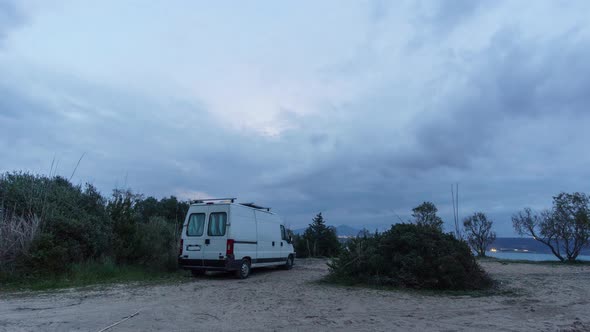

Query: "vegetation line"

xmin=2 ymin=170 xmax=589 ymax=292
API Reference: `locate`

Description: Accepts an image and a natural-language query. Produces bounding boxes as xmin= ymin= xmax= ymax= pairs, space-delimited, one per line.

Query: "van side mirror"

xmin=289 ymin=236 xmax=293 ymax=244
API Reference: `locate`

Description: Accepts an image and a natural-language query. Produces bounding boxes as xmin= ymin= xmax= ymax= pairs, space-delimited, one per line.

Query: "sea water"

xmin=486 ymin=238 xmax=590 ymax=261
xmin=487 ymin=251 xmax=590 ymax=261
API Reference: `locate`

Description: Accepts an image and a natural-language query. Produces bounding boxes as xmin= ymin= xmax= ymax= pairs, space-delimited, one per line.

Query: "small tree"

xmin=463 ymin=212 xmax=496 ymax=257
xmin=108 ymin=189 xmax=143 ymax=263
xmin=512 ymin=192 xmax=590 ymax=262
xmin=411 ymin=202 xmax=444 ymax=231
xmin=301 ymin=213 xmax=340 ymax=257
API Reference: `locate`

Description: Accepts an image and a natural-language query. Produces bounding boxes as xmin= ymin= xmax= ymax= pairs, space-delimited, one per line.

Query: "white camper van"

xmin=178 ymin=198 xmax=296 ymax=279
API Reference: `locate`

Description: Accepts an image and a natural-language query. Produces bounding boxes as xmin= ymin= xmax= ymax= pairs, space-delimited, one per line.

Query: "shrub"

xmin=292 ymin=234 xmax=308 ymax=258
xmin=327 ymin=224 xmax=492 ymax=290
xmin=134 ymin=217 xmax=178 ymax=270
xmin=294 ymin=213 xmax=340 ymax=258
xmin=108 ymin=189 xmax=143 ymax=263
xmin=0 ymin=172 xmax=188 ymax=279
xmin=0 ymin=173 xmax=112 ymax=275
xmin=25 ymin=233 xmax=70 ymax=274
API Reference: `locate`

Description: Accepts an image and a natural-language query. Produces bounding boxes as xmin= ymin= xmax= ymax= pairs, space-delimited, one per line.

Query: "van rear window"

xmin=187 ymin=213 xmax=206 ymax=236
xmin=208 ymin=212 xmax=227 ymax=236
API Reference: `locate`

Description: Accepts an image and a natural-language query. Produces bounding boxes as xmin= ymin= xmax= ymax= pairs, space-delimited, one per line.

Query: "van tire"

xmin=191 ymin=270 xmax=205 ymax=277
xmin=236 ymin=259 xmax=251 ymax=279
xmin=283 ymin=255 xmax=294 ymax=270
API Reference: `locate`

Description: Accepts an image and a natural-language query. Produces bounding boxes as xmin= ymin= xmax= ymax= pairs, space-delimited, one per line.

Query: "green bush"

xmin=294 ymin=213 xmax=340 ymax=258
xmin=1 ymin=173 xmax=112 ymax=274
xmin=24 ymin=233 xmax=70 ymax=274
xmin=0 ymin=171 xmax=187 ymax=280
xmin=134 ymin=217 xmax=178 ymax=270
xmin=107 ymin=190 xmax=180 ymax=268
xmin=292 ymin=234 xmax=308 ymax=258
xmin=327 ymin=223 xmax=492 ymax=290
xmin=108 ymin=189 xmax=143 ymax=263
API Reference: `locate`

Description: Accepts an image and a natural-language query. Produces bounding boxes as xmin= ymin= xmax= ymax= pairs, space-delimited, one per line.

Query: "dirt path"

xmin=1 ymin=259 xmax=590 ymax=331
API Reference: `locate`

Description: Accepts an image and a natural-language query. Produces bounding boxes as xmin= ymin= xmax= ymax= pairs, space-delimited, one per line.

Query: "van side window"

xmin=187 ymin=213 xmax=205 ymax=236
xmin=280 ymin=225 xmax=287 ymax=241
xmin=208 ymin=212 xmax=227 ymax=236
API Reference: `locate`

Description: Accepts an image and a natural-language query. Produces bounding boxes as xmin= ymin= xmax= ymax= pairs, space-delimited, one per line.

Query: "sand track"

xmin=1 ymin=259 xmax=589 ymax=331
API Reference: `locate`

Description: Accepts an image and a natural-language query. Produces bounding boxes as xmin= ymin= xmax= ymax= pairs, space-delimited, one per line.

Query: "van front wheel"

xmin=283 ymin=255 xmax=294 ymax=270
xmin=236 ymin=259 xmax=251 ymax=279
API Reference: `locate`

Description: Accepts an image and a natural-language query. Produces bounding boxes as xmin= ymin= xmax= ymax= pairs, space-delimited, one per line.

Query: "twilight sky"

xmin=1 ymin=1 xmax=590 ymax=235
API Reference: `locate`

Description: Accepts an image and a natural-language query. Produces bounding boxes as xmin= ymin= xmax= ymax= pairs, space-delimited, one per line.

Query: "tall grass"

xmin=0 ymin=214 xmax=40 ymax=269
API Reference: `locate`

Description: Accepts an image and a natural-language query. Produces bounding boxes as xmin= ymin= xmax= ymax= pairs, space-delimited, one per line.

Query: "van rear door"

xmin=184 ymin=210 xmax=207 ymax=265
xmin=202 ymin=205 xmax=229 ymax=266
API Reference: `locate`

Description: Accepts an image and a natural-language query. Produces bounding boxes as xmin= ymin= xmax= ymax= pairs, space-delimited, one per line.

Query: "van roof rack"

xmin=240 ymin=202 xmax=271 ymax=212
xmin=188 ymin=198 xmax=271 ymax=211
xmin=190 ymin=197 xmax=236 ymax=204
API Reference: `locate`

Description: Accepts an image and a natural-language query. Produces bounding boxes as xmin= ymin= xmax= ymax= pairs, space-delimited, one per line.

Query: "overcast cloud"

xmin=2 ymin=1 xmax=590 ymax=235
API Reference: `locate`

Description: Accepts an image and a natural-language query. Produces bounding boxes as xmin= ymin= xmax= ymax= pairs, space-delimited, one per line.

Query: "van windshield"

xmin=187 ymin=213 xmax=205 ymax=236
xmin=281 ymin=225 xmax=287 ymax=240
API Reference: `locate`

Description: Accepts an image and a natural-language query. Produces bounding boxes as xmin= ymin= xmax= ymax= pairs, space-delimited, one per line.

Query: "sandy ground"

xmin=1 ymin=259 xmax=590 ymax=332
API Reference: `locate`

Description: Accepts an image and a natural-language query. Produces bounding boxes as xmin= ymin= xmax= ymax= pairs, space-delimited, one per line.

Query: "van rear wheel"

xmin=236 ymin=259 xmax=251 ymax=279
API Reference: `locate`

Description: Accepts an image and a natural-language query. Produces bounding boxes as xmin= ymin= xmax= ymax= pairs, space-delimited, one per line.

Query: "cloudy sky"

xmin=2 ymin=1 xmax=590 ymax=235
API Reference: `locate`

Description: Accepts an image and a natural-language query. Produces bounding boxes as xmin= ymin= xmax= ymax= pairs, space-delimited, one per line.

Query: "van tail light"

xmin=179 ymin=238 xmax=184 ymax=255
xmin=226 ymin=239 xmax=235 ymax=256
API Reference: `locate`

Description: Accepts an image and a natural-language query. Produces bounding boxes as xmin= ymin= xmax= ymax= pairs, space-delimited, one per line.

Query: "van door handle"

xmin=205 ymin=239 xmax=210 ymax=245
xmin=281 ymin=242 xmax=283 ymax=247
xmin=272 ymin=241 xmax=275 ymax=246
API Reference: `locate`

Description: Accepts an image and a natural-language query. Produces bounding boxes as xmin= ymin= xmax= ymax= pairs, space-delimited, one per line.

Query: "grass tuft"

xmin=0 ymin=261 xmax=189 ymax=292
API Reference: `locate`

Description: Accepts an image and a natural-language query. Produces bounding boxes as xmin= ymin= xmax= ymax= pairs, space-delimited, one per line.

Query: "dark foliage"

xmin=294 ymin=213 xmax=340 ymax=258
xmin=327 ymin=223 xmax=492 ymax=290
xmin=411 ymin=201 xmax=444 ymax=231
xmin=0 ymin=172 xmax=188 ymax=278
